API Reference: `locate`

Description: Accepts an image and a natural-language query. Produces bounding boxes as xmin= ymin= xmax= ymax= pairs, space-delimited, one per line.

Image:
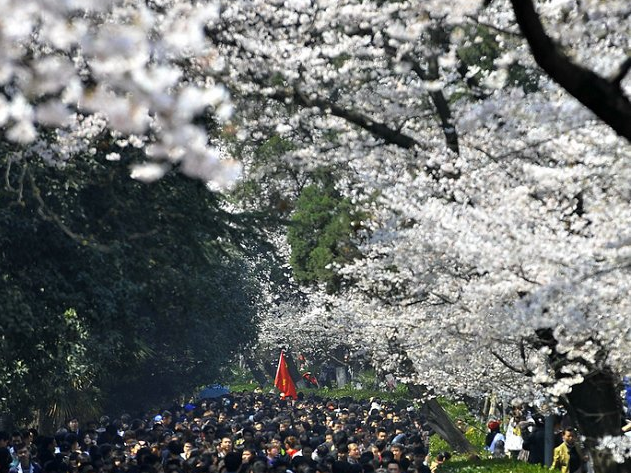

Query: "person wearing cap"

xmin=485 ymin=421 xmax=505 ymax=457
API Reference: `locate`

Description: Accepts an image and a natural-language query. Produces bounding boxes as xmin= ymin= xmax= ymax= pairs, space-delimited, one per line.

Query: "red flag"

xmin=274 ymin=350 xmax=297 ymax=399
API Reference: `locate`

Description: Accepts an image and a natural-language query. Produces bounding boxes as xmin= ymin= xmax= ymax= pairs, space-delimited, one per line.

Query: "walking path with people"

xmin=0 ymin=392 xmax=443 ymax=473
xmin=1 ymin=391 xmax=608 ymax=473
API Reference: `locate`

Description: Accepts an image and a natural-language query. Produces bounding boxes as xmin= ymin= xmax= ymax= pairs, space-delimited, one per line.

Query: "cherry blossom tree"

xmin=3 ymin=0 xmax=630 ymax=468
xmin=0 ymin=0 xmax=239 ymax=185
xmin=216 ymin=0 xmax=630 ymax=469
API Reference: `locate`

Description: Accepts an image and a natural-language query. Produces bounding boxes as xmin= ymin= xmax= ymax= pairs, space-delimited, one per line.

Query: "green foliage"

xmin=441 ymin=458 xmax=548 ymax=473
xmin=227 ymin=383 xmax=259 ymax=393
xmin=288 ymin=182 xmax=363 ymax=292
xmin=0 ymin=139 xmax=276 ymax=424
xmin=300 ymin=385 xmax=411 ymax=403
xmin=229 ymin=134 xmax=297 ymax=217
xmin=457 ymin=26 xmax=539 ymax=94
xmin=430 ymin=434 xmax=452 ymax=456
xmin=437 ymin=398 xmax=487 ymax=451
xmin=330 ymin=53 xmax=352 ymax=68
xmin=257 ymin=135 xmax=295 ymax=161
xmin=458 ymin=27 xmax=499 ymax=73
xmin=355 ymin=369 xmax=381 ymax=390
xmin=223 ymin=366 xmax=256 ymax=385
xmin=428 ymin=398 xmax=487 ymax=457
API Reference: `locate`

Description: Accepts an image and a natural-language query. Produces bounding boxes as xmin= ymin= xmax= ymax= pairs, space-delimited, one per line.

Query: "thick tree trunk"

xmin=35 ymin=409 xmax=55 ymax=436
xmin=262 ymin=360 xmax=276 ymax=378
xmin=383 ymin=331 xmax=475 ymax=454
xmin=243 ymin=355 xmax=268 ymax=387
xmin=407 ymin=384 xmax=476 ymax=454
xmin=535 ymin=329 xmax=631 ymax=472
xmin=423 ymin=398 xmax=477 ymax=454
xmin=0 ymin=413 xmax=12 ymax=433
xmin=564 ymin=368 xmax=631 ymax=473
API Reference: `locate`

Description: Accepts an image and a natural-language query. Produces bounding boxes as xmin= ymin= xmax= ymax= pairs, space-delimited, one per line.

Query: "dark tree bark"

xmin=272 ymin=88 xmax=420 ymax=149
xmin=424 ymin=398 xmax=477 ymax=454
xmin=244 ymin=355 xmax=268 ymax=386
xmin=566 ymin=369 xmax=630 ymax=473
xmin=283 ymin=350 xmax=307 ymax=389
xmin=387 ymin=331 xmax=475 ymax=454
xmin=535 ymin=328 xmax=631 ymax=472
xmin=262 ymin=359 xmax=276 ymax=379
xmin=509 ymin=0 xmax=631 ymax=141
xmin=407 ymin=382 xmax=476 ymax=454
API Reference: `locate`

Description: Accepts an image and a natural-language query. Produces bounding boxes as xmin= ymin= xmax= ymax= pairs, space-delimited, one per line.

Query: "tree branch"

xmin=612 ymin=57 xmax=631 ymax=89
xmin=491 ymin=350 xmax=532 ymax=375
xmin=27 ymin=170 xmax=112 ymax=253
xmin=509 ymin=0 xmax=631 ymax=141
xmin=381 ymin=31 xmax=460 ymax=154
xmin=465 ymin=15 xmax=522 ymax=39
xmin=269 ymin=86 xmax=422 ymax=150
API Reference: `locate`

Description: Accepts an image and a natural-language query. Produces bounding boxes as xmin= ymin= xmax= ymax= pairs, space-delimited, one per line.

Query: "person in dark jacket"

xmin=522 ymin=416 xmax=545 ymax=465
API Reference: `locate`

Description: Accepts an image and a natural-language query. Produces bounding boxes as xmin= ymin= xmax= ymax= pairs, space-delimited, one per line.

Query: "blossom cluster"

xmin=0 ymin=0 xmax=239 ymax=185
xmin=228 ymin=0 xmax=631 ymax=408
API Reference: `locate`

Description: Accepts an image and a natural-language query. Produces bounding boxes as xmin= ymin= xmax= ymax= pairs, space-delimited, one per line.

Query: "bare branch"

xmin=465 ymin=15 xmax=522 ymax=38
xmin=268 ymin=86 xmax=422 ymax=150
xmin=517 ymin=265 xmax=541 ymax=285
xmin=509 ymin=0 xmax=631 ymax=141
xmin=612 ymin=57 xmax=631 ymax=88
xmin=578 ymin=262 xmax=631 ymax=283
xmin=27 ymin=170 xmax=112 ymax=253
xmin=491 ymin=350 xmax=533 ymax=375
xmin=381 ymin=31 xmax=460 ymax=154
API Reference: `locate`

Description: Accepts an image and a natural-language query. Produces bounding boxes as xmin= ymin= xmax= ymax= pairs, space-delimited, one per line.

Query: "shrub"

xmin=441 ymin=458 xmax=548 ymax=473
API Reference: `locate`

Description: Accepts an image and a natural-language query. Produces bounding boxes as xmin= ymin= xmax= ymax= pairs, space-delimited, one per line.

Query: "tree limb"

xmin=612 ymin=57 xmax=631 ymax=89
xmin=381 ymin=32 xmax=460 ymax=154
xmin=509 ymin=0 xmax=631 ymax=141
xmin=27 ymin=170 xmax=112 ymax=253
xmin=491 ymin=350 xmax=532 ymax=375
xmin=269 ymin=86 xmax=422 ymax=150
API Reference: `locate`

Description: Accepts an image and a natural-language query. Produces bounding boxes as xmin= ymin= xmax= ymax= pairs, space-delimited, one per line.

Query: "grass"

xmin=429 ymin=398 xmax=488 ymax=454
xmin=441 ymin=458 xmax=548 ymax=473
xmin=300 ymin=383 xmax=412 ymax=402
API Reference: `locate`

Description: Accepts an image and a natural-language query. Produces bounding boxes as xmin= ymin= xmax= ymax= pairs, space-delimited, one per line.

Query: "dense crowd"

xmin=0 ymin=393 xmax=450 ymax=473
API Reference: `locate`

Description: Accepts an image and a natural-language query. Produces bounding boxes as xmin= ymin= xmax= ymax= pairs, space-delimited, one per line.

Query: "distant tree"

xmin=0 ymin=140 xmax=271 ymax=425
xmin=288 ymin=180 xmax=363 ymax=292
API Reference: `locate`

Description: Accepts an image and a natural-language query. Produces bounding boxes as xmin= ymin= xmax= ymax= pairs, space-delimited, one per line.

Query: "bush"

xmin=300 ymin=385 xmax=411 ymax=402
xmin=429 ymin=398 xmax=487 ymax=453
xmin=227 ymin=383 xmax=259 ymax=393
xmin=441 ymin=458 xmax=548 ymax=473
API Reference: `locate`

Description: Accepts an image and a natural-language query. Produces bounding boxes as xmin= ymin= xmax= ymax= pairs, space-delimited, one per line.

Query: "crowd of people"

xmin=483 ymin=409 xmax=549 ymax=463
xmin=0 ymin=393 xmax=452 ymax=473
xmin=483 ymin=406 xmax=631 ymax=473
xmin=3 ymin=391 xmax=626 ymax=473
